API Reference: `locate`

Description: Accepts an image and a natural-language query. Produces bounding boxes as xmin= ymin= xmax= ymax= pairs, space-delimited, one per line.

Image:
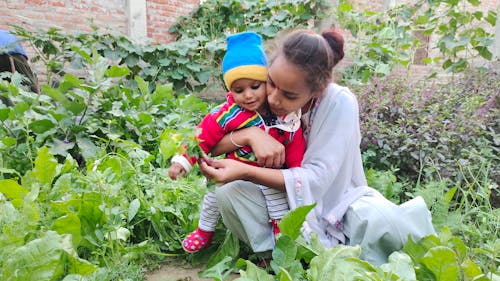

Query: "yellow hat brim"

xmin=223 ymin=65 xmax=267 ymax=90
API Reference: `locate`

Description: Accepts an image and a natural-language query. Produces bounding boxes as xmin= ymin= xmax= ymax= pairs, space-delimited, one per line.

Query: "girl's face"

xmin=266 ymin=55 xmax=319 ymax=117
xmin=230 ymin=78 xmax=268 ymax=113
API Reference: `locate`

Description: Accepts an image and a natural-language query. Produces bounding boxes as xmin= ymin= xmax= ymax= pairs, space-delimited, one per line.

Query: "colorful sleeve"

xmin=284 ymin=126 xmax=305 ymax=168
xmin=197 ymin=108 xmax=227 ymax=155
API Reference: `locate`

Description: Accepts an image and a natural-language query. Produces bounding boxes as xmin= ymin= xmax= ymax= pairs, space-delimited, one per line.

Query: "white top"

xmin=283 ymin=83 xmax=376 ymax=247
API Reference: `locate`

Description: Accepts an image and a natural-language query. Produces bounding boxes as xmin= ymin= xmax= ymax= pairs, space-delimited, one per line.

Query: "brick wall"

xmin=147 ymin=0 xmax=199 ymax=43
xmin=1 ymin=0 xmax=199 ymax=82
xmin=0 ymin=0 xmax=128 ymax=35
xmin=0 ymin=0 xmax=199 ymax=44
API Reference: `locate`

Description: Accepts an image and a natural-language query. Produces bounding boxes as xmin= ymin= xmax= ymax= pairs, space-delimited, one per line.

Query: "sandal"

xmin=182 ymin=228 xmax=214 ymax=253
xmin=270 ymin=219 xmax=281 ymax=241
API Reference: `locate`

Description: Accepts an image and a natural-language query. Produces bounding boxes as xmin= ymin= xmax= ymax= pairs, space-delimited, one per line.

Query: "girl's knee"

xmin=214 ymin=181 xmax=239 ymax=202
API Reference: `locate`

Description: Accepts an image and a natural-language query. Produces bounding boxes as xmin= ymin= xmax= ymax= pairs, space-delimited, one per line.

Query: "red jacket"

xmin=176 ymin=93 xmax=305 ymax=170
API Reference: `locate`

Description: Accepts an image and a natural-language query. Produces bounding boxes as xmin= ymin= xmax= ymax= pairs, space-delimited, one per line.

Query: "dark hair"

xmin=275 ymin=29 xmax=344 ymax=93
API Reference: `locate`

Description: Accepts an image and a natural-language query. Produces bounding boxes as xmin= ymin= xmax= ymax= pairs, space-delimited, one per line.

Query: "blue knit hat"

xmin=222 ymin=31 xmax=268 ymax=90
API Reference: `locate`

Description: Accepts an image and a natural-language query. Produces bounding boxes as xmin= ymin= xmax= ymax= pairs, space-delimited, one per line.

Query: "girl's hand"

xmin=199 ymin=157 xmax=249 ymax=184
xmin=244 ymin=127 xmax=285 ymax=168
xmin=168 ymin=162 xmax=186 ymax=180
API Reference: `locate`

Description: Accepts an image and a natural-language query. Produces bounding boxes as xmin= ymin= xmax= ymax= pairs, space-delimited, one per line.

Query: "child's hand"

xmin=168 ymin=163 xmax=186 ymax=180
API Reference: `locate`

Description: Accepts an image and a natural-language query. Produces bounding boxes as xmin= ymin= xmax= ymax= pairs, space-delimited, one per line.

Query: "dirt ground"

xmin=145 ymin=262 xmax=239 ymax=281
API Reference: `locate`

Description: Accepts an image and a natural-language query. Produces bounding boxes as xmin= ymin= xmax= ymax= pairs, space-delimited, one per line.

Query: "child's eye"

xmin=251 ymin=83 xmax=261 ymax=90
xmin=233 ymin=88 xmax=243 ymax=93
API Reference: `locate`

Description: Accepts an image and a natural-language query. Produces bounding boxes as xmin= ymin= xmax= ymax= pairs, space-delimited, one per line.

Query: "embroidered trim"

xmin=292 ymin=169 xmax=304 ymax=206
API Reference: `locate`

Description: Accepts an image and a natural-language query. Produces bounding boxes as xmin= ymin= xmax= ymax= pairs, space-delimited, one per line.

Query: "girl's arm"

xmin=199 ymin=157 xmax=286 ymax=190
xmin=210 ymin=126 xmax=286 ymax=168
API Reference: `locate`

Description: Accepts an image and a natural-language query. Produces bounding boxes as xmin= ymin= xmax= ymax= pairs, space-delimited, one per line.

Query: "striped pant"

xmin=198 ymin=183 xmax=289 ymax=231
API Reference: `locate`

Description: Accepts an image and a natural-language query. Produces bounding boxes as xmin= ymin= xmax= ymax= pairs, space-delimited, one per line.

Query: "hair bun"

xmin=321 ymin=30 xmax=344 ymax=66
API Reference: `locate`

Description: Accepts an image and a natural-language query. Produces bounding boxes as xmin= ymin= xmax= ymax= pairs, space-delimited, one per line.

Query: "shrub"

xmin=356 ymin=69 xmax=499 ymax=189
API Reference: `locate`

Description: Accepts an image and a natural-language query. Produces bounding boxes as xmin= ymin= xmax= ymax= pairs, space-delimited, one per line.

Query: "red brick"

xmin=48 ymin=0 xmax=65 ymax=7
xmin=25 ymin=0 xmax=47 ymax=5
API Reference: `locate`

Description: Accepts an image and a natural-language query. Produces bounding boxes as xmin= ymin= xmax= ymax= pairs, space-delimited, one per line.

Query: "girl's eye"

xmin=233 ymin=88 xmax=243 ymax=93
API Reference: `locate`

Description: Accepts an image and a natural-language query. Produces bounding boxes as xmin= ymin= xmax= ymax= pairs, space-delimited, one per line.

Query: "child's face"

xmin=230 ymin=78 xmax=267 ymax=113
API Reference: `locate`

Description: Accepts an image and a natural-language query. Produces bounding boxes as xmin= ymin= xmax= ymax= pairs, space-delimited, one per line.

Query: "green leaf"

xmin=205 ymin=231 xmax=240 ymax=269
xmin=151 ymin=83 xmax=174 ymax=104
xmin=105 ymin=65 xmax=130 ymax=77
xmin=421 ymin=246 xmax=459 ymax=281
xmin=485 ymin=11 xmax=496 ymax=26
xmin=296 ymin=234 xmax=324 ymax=263
xmin=52 ymin=212 xmax=82 ymax=247
xmin=277 ymin=268 xmax=293 ymax=281
xmin=375 ymin=64 xmax=390 ymax=75
xmin=473 ymin=11 xmax=483 ymax=20
xmin=78 ymin=192 xmax=106 ymax=247
xmin=33 ymin=146 xmax=58 ymax=186
xmin=76 ymin=136 xmax=99 ymax=160
xmin=60 ymin=73 xmax=82 ymax=91
xmin=307 ymin=245 xmax=371 ymax=281
xmin=474 ymin=46 xmax=493 ymax=60
xmin=238 ymin=261 xmax=275 ymax=281
xmin=199 ymin=256 xmax=234 ymax=281
xmin=271 ymin=235 xmax=298 ymax=273
xmin=461 ymin=259 xmax=486 ymax=280
xmin=135 ymin=75 xmax=149 ymax=95
xmin=70 ymin=45 xmax=92 ymax=63
xmin=339 ymin=2 xmax=353 ymax=12
xmin=1 ymin=231 xmax=96 ymax=281
xmin=196 ymin=70 xmax=211 ymax=84
xmin=29 ymin=119 xmax=56 ymax=134
xmin=0 ymin=179 xmax=29 ymax=200
xmin=2 ymin=136 xmax=16 ymax=147
xmin=158 ymin=57 xmax=171 ymax=66
xmin=417 ymin=15 xmax=429 ymax=24
xmin=138 ymin=112 xmax=153 ymax=125
xmin=466 ymin=0 xmax=481 ymax=6
xmin=159 ymin=129 xmax=183 ymax=160
xmin=0 ymin=107 xmax=9 ymax=121
xmin=279 ymin=204 xmax=316 ymax=240
xmin=128 ymin=198 xmax=140 ymax=223
xmin=0 ymin=167 xmax=21 ymax=177
xmin=66 ymin=101 xmax=86 ymax=115
xmin=49 ymin=138 xmax=75 ymax=156
xmin=380 ymin=252 xmax=416 ymax=280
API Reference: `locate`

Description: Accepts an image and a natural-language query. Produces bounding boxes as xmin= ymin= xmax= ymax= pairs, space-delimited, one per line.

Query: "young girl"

xmin=168 ymin=31 xmax=305 ymax=253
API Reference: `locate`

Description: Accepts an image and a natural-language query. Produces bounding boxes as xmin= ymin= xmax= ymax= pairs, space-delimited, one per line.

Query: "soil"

xmin=145 ymin=262 xmax=239 ymax=281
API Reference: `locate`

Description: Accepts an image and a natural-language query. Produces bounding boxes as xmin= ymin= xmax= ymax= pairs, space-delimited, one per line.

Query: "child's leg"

xmin=259 ymin=186 xmax=289 ymax=220
xmin=259 ymin=186 xmax=289 ymax=239
xmin=198 ymin=191 xmax=220 ymax=231
xmin=183 ymin=191 xmax=218 ymax=253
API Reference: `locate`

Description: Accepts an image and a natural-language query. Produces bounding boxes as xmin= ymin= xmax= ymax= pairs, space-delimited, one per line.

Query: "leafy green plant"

xmin=0 ymin=46 xmax=209 ymax=175
xmin=365 ymin=167 xmax=405 ymax=203
xmin=170 ymin=0 xmax=328 ymax=40
xmin=336 ymin=0 xmax=497 ymax=84
xmin=337 ymin=0 xmax=420 ymax=84
xmin=216 ymin=203 xmax=498 ymax=280
xmin=418 ymin=0 xmax=497 ymax=73
xmin=0 ymin=145 xmax=207 ymax=280
xmin=357 ymin=70 xmax=498 ymax=186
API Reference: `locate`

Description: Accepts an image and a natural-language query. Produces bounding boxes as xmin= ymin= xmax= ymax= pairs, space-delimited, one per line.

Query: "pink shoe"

xmin=182 ymin=228 xmax=214 ymax=253
xmin=271 ymin=219 xmax=281 ymax=241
